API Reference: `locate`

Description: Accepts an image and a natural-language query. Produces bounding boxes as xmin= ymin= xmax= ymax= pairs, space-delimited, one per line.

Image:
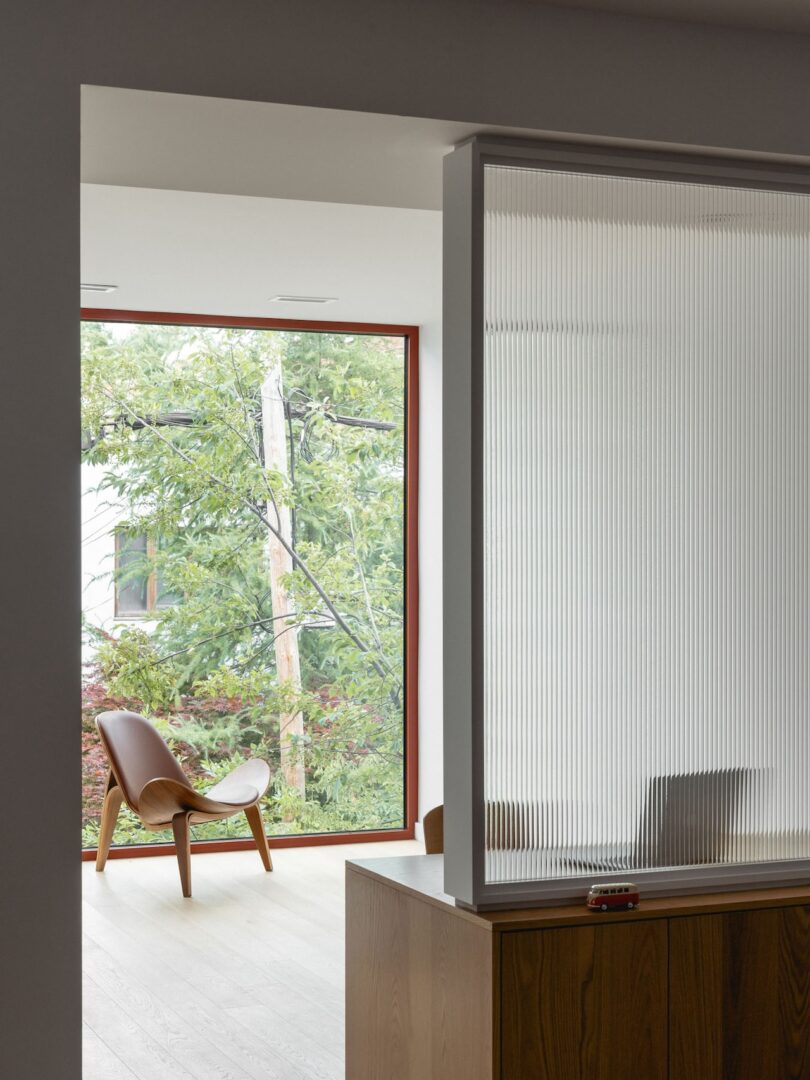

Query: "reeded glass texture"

xmin=483 ymin=165 xmax=810 ymax=885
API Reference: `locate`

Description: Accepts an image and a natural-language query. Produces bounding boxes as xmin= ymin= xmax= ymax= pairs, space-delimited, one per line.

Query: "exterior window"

xmin=82 ymin=316 xmax=418 ymax=850
xmin=114 ymin=534 xmax=175 ymax=617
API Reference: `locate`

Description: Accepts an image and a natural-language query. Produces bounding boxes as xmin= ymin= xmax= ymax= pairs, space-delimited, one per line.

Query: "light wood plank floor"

xmin=83 ymin=839 xmax=422 ymax=1079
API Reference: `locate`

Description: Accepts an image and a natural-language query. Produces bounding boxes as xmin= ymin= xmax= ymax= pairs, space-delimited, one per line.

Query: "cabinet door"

xmin=501 ymin=921 xmax=668 ymax=1080
xmin=670 ymin=905 xmax=810 ymax=1080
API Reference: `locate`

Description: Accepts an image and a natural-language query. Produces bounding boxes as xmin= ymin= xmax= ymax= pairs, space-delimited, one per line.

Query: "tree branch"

xmin=102 ymin=389 xmax=394 ymax=688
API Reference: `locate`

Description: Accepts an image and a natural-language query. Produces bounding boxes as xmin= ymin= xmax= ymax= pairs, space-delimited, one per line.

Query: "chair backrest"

xmin=423 ymin=804 xmax=444 ymax=854
xmin=96 ymin=710 xmax=190 ymax=811
xmin=634 ymin=767 xmax=754 ymax=869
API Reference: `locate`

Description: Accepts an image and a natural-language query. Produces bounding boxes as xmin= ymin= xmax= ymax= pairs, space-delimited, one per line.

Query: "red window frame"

xmin=81 ymin=308 xmax=419 ymax=858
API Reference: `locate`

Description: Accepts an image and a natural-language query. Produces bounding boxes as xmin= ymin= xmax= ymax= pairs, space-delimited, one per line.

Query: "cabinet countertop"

xmin=347 ymin=854 xmax=810 ymax=932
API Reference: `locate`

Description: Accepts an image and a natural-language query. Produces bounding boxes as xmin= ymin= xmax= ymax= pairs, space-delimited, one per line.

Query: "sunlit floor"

xmin=83 ymin=838 xmax=422 ymax=1079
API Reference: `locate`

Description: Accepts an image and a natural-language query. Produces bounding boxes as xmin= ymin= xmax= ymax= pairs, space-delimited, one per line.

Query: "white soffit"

xmin=80 ymin=184 xmax=441 ymax=326
xmin=82 ymin=86 xmax=810 ymax=216
xmin=82 ymin=87 xmax=542 ymax=212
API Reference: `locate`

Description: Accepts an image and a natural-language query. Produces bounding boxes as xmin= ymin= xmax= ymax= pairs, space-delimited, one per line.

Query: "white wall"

xmin=415 ymin=317 xmax=443 ymax=823
xmin=81 ymin=465 xmax=163 ymax=656
xmin=80 ymin=464 xmax=121 ymax=640
xmin=81 ymin=183 xmax=444 ymax=822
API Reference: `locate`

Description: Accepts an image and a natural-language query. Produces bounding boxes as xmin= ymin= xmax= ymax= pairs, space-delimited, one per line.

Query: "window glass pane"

xmin=115 ymin=534 xmax=149 ymax=615
xmin=155 ymin=577 xmax=180 ymax=609
xmin=82 ymin=322 xmax=407 ymax=848
xmin=483 ymin=164 xmax=810 ymax=886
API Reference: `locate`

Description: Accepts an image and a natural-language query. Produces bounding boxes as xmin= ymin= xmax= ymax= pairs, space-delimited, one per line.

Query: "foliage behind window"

xmin=81 ymin=322 xmax=406 ymax=845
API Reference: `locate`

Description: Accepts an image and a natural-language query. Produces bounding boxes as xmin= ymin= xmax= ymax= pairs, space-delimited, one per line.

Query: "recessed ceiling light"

xmin=81 ymin=283 xmax=118 ymax=293
xmin=269 ymin=295 xmax=338 ymax=304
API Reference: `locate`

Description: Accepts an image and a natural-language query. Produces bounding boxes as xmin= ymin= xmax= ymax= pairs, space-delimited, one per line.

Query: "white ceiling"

xmin=538 ymin=0 xmax=810 ymax=33
xmin=82 ymin=86 xmax=549 ymax=212
xmin=80 ymin=184 xmax=441 ymax=326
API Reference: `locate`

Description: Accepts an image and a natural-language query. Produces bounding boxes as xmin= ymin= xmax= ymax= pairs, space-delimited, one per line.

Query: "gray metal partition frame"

xmin=442 ymin=136 xmax=810 ymax=910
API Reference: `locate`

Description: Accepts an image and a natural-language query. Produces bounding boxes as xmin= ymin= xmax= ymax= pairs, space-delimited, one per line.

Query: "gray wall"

xmin=3 ymin=2 xmax=810 ymax=1076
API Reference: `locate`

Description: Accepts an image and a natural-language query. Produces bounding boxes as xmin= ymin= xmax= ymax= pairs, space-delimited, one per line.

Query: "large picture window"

xmin=81 ymin=312 xmax=418 ymax=851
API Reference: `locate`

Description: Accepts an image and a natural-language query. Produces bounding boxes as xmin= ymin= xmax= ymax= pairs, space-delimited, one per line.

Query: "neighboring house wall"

xmin=80 ymin=465 xmax=159 ymax=656
xmin=81 ymin=464 xmax=123 ymax=642
xmin=6 ymin=4 xmax=810 ymax=1079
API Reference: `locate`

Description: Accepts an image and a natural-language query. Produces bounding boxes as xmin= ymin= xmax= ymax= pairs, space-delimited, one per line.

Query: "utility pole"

xmin=261 ymin=358 xmax=305 ymax=800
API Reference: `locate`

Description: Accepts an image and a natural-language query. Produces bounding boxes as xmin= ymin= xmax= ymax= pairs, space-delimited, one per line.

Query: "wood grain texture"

xmin=422 ymin=805 xmax=444 ymax=854
xmin=171 ymin=812 xmax=193 ymax=898
xmin=670 ymin=905 xmax=810 ymax=1080
xmin=350 ymin=854 xmax=810 ymax=930
xmin=84 ymin=838 xmax=423 ymax=1079
xmin=244 ymin=802 xmax=273 ymax=872
xmin=501 ymin=921 xmax=668 ymax=1080
xmin=96 ymin=772 xmax=124 ymax=872
xmin=346 ymin=864 xmax=494 ymax=1080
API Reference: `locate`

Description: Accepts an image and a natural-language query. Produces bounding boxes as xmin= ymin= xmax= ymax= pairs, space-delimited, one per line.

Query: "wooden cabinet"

xmin=670 ymin=906 xmax=810 ymax=1080
xmin=346 ymin=857 xmax=810 ymax=1080
xmin=502 ymin=922 xmax=668 ymax=1080
xmin=345 ymin=866 xmax=494 ymax=1080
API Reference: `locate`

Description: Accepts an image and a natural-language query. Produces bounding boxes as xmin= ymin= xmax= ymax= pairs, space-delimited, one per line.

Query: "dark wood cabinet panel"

xmin=670 ymin=905 xmax=810 ymax=1080
xmin=501 ymin=921 xmax=668 ymax=1080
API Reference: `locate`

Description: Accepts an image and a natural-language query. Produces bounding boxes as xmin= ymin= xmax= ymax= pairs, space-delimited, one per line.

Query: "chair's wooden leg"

xmin=172 ymin=812 xmax=193 ymax=898
xmin=96 ymin=771 xmax=123 ymax=872
xmin=245 ymin=802 xmax=273 ymax=872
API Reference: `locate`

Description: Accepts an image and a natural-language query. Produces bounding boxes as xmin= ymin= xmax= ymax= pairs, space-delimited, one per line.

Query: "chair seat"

xmin=199 ymin=782 xmax=259 ymax=807
xmin=205 ymin=758 xmax=271 ymax=805
xmin=138 ymin=759 xmax=272 ymax=826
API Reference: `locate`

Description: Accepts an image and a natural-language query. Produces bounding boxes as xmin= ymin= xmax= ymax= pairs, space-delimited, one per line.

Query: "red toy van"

xmin=586 ymin=883 xmax=640 ymax=911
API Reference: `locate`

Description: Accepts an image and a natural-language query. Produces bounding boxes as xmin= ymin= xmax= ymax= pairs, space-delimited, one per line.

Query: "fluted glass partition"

xmin=448 ymin=148 xmax=810 ymax=904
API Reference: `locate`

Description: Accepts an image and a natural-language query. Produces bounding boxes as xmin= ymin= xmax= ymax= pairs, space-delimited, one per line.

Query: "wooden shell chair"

xmin=95 ymin=710 xmax=273 ymax=897
xmin=423 ymin=804 xmax=444 ymax=854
